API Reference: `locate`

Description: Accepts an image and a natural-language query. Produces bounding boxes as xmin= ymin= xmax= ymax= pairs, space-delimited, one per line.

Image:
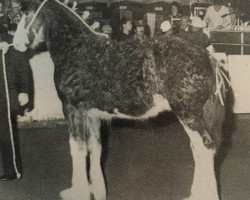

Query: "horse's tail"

xmin=68 ymin=107 xmax=89 ymax=143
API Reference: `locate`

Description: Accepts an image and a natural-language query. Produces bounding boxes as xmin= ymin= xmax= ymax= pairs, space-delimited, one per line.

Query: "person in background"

xmin=117 ymin=17 xmax=133 ymax=41
xmin=89 ymin=19 xmax=101 ymax=32
xmin=81 ymin=10 xmax=90 ymax=22
xmin=179 ymin=16 xmax=191 ymax=34
xmin=8 ymin=0 xmax=23 ymax=25
xmin=0 ymin=24 xmax=33 ymax=181
xmin=0 ymin=1 xmax=9 ymax=34
xmin=168 ymin=2 xmax=182 ymax=34
xmin=102 ymin=22 xmax=113 ymax=38
xmin=169 ymin=2 xmax=182 ymax=21
xmin=182 ymin=16 xmax=211 ymax=49
xmin=133 ymin=20 xmax=147 ymax=42
xmin=227 ymin=2 xmax=236 ymax=28
xmin=160 ymin=20 xmax=173 ymax=36
xmin=71 ymin=1 xmax=77 ymax=11
xmin=204 ymin=0 xmax=231 ymax=30
xmin=134 ymin=25 xmax=146 ymax=42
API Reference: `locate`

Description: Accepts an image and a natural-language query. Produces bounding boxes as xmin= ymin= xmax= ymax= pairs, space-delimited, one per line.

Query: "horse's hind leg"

xmin=60 ymin=110 xmax=91 ymax=200
xmin=179 ymin=120 xmax=219 ymax=200
xmin=87 ymin=109 xmax=106 ymax=200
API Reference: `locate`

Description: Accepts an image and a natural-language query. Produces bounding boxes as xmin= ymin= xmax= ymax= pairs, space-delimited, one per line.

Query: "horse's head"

xmin=14 ymin=0 xmax=108 ymax=53
xmin=13 ymin=0 xmax=48 ymax=52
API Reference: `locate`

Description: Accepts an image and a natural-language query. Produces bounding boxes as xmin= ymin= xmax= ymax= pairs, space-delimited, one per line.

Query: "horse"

xmin=13 ymin=0 xmax=228 ymax=200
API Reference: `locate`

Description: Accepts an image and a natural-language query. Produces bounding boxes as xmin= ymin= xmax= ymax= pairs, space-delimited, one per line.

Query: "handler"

xmin=0 ymin=29 xmax=33 ymax=181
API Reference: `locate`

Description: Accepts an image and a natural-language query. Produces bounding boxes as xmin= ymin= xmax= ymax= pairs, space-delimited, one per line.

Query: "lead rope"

xmin=2 ymin=44 xmax=21 ymax=179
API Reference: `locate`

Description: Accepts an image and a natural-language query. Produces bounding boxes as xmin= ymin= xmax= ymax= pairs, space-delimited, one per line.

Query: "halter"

xmin=26 ymin=0 xmax=108 ymax=38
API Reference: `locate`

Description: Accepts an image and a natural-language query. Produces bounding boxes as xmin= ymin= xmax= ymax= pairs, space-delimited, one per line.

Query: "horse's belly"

xmin=141 ymin=94 xmax=172 ymax=118
xmin=114 ymin=94 xmax=171 ymax=120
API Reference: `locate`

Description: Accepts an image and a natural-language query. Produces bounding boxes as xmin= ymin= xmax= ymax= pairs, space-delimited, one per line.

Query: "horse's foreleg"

xmin=179 ymin=120 xmax=219 ymax=200
xmin=60 ymin=137 xmax=90 ymax=200
xmin=88 ymin=109 xmax=106 ymax=200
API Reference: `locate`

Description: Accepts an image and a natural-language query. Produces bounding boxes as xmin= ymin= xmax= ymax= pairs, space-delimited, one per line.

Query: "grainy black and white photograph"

xmin=0 ymin=0 xmax=249 ymax=199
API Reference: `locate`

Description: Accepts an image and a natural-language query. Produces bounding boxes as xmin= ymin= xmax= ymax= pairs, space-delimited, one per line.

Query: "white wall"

xmin=228 ymin=55 xmax=250 ymax=113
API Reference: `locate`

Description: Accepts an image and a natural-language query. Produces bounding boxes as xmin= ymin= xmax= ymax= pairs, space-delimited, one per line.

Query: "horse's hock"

xmin=19 ymin=52 xmax=64 ymax=121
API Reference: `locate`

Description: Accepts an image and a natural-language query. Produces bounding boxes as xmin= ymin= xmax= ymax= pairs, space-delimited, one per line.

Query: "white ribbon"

xmin=214 ymin=65 xmax=231 ymax=106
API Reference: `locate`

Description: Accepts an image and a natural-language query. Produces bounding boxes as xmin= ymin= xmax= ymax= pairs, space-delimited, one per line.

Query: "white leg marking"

xmin=88 ymin=110 xmax=106 ymax=200
xmin=60 ymin=137 xmax=91 ymax=200
xmin=179 ymin=120 xmax=219 ymax=200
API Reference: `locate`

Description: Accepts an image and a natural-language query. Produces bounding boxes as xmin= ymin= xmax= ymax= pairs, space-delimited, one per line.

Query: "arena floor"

xmin=0 ymin=113 xmax=249 ymax=200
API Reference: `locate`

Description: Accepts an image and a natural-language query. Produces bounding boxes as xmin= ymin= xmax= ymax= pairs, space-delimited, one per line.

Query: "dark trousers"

xmin=0 ymin=110 xmax=22 ymax=176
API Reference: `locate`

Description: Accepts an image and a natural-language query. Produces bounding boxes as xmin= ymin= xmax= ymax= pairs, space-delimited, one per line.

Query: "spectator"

xmin=179 ymin=16 xmax=191 ymax=34
xmin=134 ymin=25 xmax=146 ymax=42
xmin=227 ymin=3 xmax=236 ymax=28
xmin=133 ymin=20 xmax=147 ymax=42
xmin=117 ymin=18 xmax=133 ymax=41
xmin=0 ymin=1 xmax=9 ymax=34
xmin=182 ymin=16 xmax=211 ymax=49
xmin=89 ymin=19 xmax=101 ymax=32
xmin=169 ymin=2 xmax=182 ymax=34
xmin=0 ymin=25 xmax=33 ymax=181
xmin=8 ymin=0 xmax=23 ymax=25
xmin=160 ymin=20 xmax=173 ymax=36
xmin=102 ymin=23 xmax=113 ymax=38
xmin=204 ymin=0 xmax=231 ymax=30
xmin=71 ymin=1 xmax=77 ymax=11
xmin=169 ymin=2 xmax=182 ymax=19
xmin=81 ymin=10 xmax=90 ymax=21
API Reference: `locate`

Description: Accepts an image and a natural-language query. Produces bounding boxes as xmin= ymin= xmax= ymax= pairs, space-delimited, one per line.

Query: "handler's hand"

xmin=0 ymin=42 xmax=10 ymax=54
xmin=18 ymin=93 xmax=29 ymax=106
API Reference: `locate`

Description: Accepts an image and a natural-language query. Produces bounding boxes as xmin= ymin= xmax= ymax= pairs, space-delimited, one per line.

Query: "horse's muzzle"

xmin=13 ymin=42 xmax=28 ymax=52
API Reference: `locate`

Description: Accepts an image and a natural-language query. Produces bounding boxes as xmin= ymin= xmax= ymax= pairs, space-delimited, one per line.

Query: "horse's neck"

xmin=44 ymin=7 xmax=102 ymax=71
xmin=48 ymin=30 xmax=98 ymax=72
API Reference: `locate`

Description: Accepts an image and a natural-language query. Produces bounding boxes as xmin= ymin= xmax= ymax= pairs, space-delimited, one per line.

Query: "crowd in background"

xmin=0 ymin=0 xmax=23 ymax=35
xmin=70 ymin=0 xmax=250 ymax=50
xmin=1 ymin=0 xmax=250 ymax=50
xmin=73 ymin=1 xmax=213 ymax=49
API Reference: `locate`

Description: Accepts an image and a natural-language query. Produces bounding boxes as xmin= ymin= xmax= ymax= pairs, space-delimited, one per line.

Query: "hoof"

xmin=202 ymin=135 xmax=215 ymax=150
xmin=60 ymin=188 xmax=91 ymax=200
xmin=183 ymin=195 xmax=219 ymax=200
xmin=89 ymin=184 xmax=106 ymax=200
xmin=182 ymin=196 xmax=198 ymax=200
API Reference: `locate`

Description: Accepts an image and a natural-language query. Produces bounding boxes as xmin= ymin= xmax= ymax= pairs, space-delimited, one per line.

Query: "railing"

xmin=211 ymin=30 xmax=250 ymax=55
